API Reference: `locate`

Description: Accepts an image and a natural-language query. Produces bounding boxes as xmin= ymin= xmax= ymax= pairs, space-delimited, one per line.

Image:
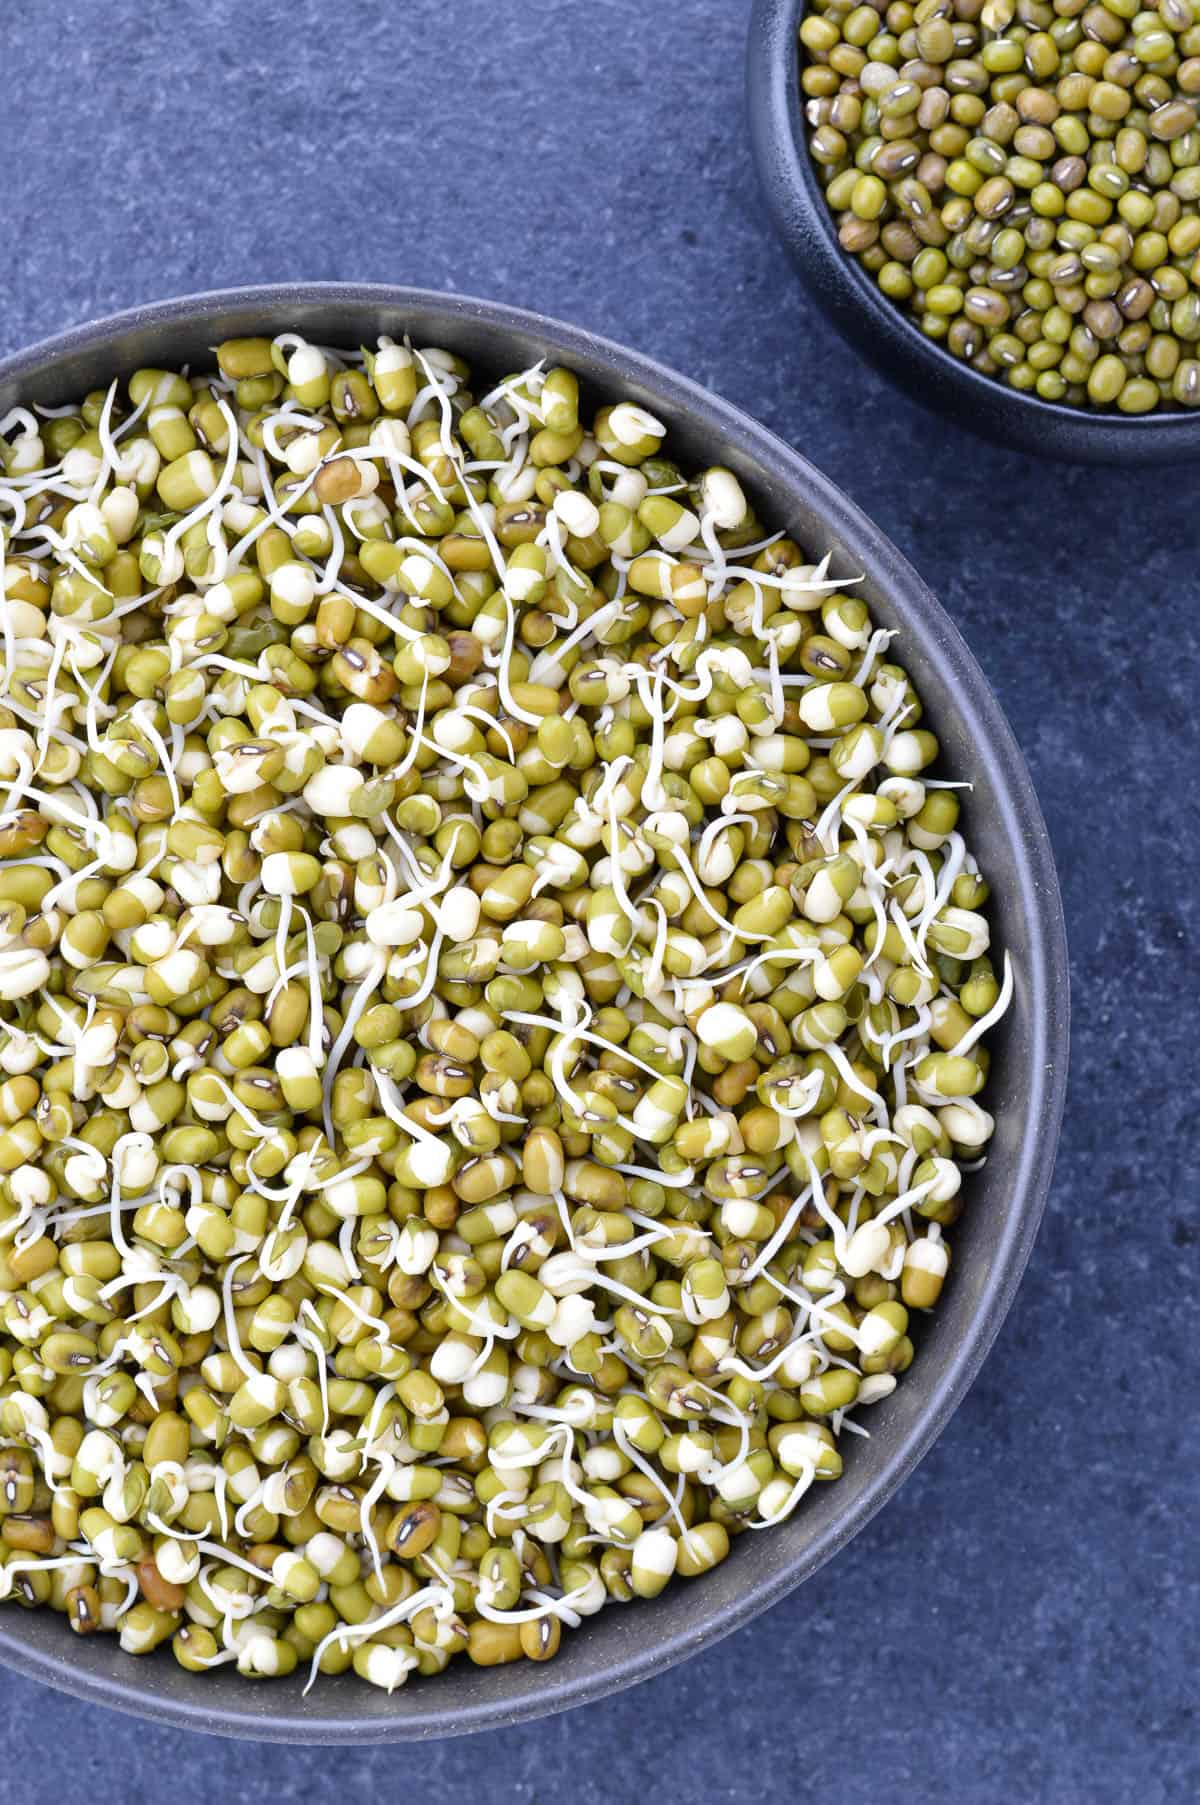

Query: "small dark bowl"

xmin=0 ymin=284 xmax=1069 ymax=1740
xmin=747 ymin=0 xmax=1200 ymax=464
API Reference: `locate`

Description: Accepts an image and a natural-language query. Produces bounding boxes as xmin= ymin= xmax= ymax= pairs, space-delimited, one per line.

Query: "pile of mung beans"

xmin=801 ymin=0 xmax=1200 ymax=410
xmin=0 ymin=331 xmax=1008 ymax=1690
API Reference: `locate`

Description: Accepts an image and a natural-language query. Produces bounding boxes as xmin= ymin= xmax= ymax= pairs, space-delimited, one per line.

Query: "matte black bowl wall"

xmin=746 ymin=0 xmax=1200 ymax=465
xmin=0 ymin=284 xmax=1069 ymax=1741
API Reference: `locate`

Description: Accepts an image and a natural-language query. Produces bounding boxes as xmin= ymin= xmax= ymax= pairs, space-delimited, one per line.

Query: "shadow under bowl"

xmin=746 ymin=0 xmax=1200 ymax=464
xmin=0 ymin=283 xmax=1069 ymax=1740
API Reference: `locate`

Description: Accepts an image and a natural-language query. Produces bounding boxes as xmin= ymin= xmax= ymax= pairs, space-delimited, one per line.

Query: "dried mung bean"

xmin=800 ymin=0 xmax=1200 ymax=410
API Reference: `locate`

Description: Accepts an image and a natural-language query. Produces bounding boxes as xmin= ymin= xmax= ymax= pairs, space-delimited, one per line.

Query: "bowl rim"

xmin=746 ymin=0 xmax=1200 ymax=453
xmin=0 ymin=281 xmax=1070 ymax=1740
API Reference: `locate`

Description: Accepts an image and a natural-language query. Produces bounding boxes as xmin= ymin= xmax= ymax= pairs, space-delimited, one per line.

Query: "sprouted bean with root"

xmin=0 ymin=331 xmax=1010 ymax=1691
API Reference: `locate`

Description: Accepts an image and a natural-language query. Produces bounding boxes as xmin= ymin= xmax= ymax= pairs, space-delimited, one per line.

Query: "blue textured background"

xmin=2 ymin=1 xmax=1195 ymax=1799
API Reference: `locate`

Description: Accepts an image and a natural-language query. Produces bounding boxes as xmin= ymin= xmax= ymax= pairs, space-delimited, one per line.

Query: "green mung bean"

xmin=800 ymin=0 xmax=1200 ymax=410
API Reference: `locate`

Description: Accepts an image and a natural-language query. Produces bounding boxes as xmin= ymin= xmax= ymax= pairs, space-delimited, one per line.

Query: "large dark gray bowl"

xmin=747 ymin=0 xmax=1200 ymax=464
xmin=0 ymin=283 xmax=1069 ymax=1740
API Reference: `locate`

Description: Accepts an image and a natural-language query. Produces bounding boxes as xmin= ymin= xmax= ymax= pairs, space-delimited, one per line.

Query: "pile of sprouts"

xmin=0 ymin=330 xmax=1010 ymax=1690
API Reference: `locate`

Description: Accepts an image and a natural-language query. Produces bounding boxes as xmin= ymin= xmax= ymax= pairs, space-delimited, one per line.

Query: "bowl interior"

xmin=747 ymin=0 xmax=1200 ymax=460
xmin=0 ymin=284 xmax=1069 ymax=1739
